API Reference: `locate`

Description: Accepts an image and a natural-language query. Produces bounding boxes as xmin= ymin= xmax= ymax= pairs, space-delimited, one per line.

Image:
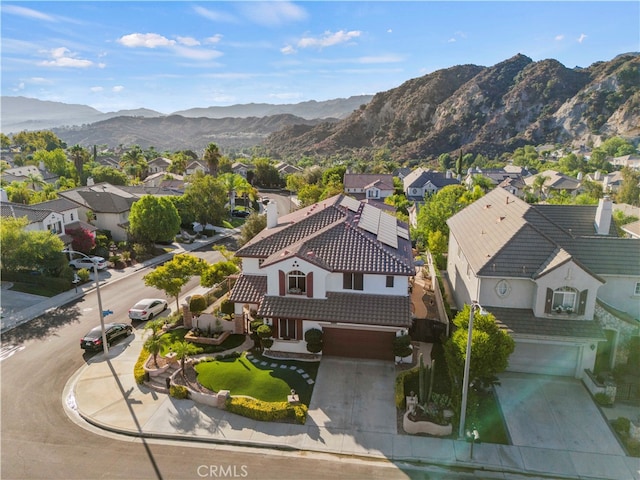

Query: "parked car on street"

xmin=128 ymin=298 xmax=168 ymax=321
xmin=69 ymin=256 xmax=107 ymax=271
xmin=80 ymin=323 xmax=132 ymax=351
xmin=231 ymin=208 xmax=251 ymax=218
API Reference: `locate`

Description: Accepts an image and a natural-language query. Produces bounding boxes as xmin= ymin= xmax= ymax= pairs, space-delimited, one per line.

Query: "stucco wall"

xmin=478 ymin=277 xmax=535 ymax=309
xmin=597 ymin=275 xmax=640 ymax=319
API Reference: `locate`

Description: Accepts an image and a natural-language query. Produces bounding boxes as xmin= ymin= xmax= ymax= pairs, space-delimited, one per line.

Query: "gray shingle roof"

xmin=448 ymin=188 xmax=640 ymax=278
xmin=489 ymin=307 xmax=605 ymax=340
xmin=344 ymin=174 xmax=394 ymax=190
xmin=258 ymin=292 xmax=412 ymax=327
xmin=33 ymin=198 xmax=78 ymax=212
xmin=0 ymin=202 xmax=52 ymax=223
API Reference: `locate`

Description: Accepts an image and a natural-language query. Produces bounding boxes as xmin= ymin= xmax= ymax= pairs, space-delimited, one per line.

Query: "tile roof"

xmin=32 ymin=198 xmax=78 ymax=212
xmin=57 ymin=183 xmax=138 ymax=213
xmin=403 ymin=167 xmax=459 ymax=190
xmin=344 ymin=174 xmax=394 ymax=190
xmin=238 ymin=194 xmax=414 ymax=275
xmin=0 ymin=202 xmax=52 ymax=223
xmin=488 ymin=307 xmax=605 ymax=340
xmin=228 ymin=275 xmax=267 ymax=304
xmin=258 ymin=292 xmax=412 ymax=327
xmin=448 ymin=188 xmax=640 ymax=278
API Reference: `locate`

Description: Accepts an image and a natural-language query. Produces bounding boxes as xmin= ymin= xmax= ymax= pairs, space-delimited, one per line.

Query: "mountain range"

xmin=2 ymin=53 xmax=638 ymax=160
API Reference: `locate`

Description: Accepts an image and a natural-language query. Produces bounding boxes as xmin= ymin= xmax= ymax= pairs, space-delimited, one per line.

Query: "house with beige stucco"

xmin=229 ymin=194 xmax=414 ymax=360
xmin=447 ymin=188 xmax=639 ymax=378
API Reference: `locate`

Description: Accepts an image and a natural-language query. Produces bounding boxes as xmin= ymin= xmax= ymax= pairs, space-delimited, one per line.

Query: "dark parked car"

xmin=80 ymin=323 xmax=132 ymax=351
xmin=231 ymin=209 xmax=251 ymax=218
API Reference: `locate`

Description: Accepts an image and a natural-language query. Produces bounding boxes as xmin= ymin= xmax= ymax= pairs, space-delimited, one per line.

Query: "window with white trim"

xmin=343 ymin=272 xmax=364 ymax=291
xmin=287 ymin=270 xmax=306 ymax=295
xmin=552 ymin=286 xmax=577 ymax=312
xmin=495 ymin=279 xmax=510 ymax=298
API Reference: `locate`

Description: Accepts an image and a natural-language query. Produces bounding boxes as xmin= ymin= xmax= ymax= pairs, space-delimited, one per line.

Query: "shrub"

xmin=304 ymin=328 xmax=323 ymax=343
xmin=612 ymin=417 xmax=631 ymax=435
xmin=225 ymin=397 xmax=308 ymax=424
xmin=134 ymin=346 xmax=150 ymax=384
xmin=393 ymin=334 xmax=413 ymax=358
xmin=594 ymin=392 xmax=612 ymax=406
xmin=189 ymin=294 xmax=207 ymax=317
xmin=306 ymin=341 xmax=323 ymax=354
xmin=170 ymin=385 xmax=189 ymax=399
xmin=76 ymin=268 xmax=91 ymax=283
xmin=395 ymin=366 xmax=420 ymax=408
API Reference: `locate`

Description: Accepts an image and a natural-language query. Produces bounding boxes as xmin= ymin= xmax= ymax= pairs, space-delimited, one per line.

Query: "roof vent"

xmin=484 ymin=204 xmax=492 ymax=209
xmin=497 ymin=216 xmax=505 ymax=222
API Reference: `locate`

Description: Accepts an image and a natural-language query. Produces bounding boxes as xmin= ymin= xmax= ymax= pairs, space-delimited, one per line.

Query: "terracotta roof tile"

xmin=228 ymin=275 xmax=267 ymax=304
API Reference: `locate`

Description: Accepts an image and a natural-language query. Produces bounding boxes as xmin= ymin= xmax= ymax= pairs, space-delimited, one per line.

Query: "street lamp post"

xmin=65 ymin=250 xmax=109 ymax=355
xmin=458 ymin=301 xmax=480 ymax=439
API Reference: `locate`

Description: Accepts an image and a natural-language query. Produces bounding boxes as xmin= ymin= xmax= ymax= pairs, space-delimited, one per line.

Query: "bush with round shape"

xmin=189 ymin=294 xmax=207 ymax=317
xmin=304 ymin=328 xmax=323 ymax=343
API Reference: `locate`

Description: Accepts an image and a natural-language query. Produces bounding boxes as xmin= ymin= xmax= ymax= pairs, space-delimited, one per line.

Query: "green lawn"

xmin=195 ymin=353 xmax=319 ymax=405
xmin=159 ymin=328 xmax=246 ymax=355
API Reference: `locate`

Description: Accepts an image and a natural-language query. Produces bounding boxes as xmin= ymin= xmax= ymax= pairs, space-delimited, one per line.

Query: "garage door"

xmin=323 ymin=328 xmax=394 ymax=361
xmin=508 ymin=342 xmax=580 ymax=377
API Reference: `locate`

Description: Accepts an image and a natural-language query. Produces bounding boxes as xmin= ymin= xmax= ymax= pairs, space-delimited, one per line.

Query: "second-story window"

xmin=343 ymin=272 xmax=363 ymax=291
xmin=552 ymin=286 xmax=577 ymax=312
xmin=287 ymin=270 xmax=306 ymax=295
xmin=386 ymin=276 xmax=394 ymax=288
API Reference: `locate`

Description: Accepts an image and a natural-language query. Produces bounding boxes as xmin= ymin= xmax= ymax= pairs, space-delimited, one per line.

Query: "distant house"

xmin=229 ymin=194 xmax=414 ymax=361
xmin=403 ymin=168 xmax=459 ymax=201
xmin=611 ymin=154 xmax=640 ymax=170
xmin=584 ymin=170 xmax=624 ymax=194
xmin=147 ymin=157 xmax=172 ymax=174
xmin=2 ymin=163 xmax=58 ymax=188
xmin=185 ymin=160 xmax=207 ymax=176
xmin=57 ymin=183 xmax=138 ymax=241
xmin=392 ymin=167 xmax=412 ymax=181
xmin=231 ymin=162 xmax=255 ymax=179
xmin=343 ymin=173 xmax=394 ymax=201
xmin=463 ymin=167 xmax=529 ymax=197
xmin=142 ymin=172 xmax=185 ymax=192
xmin=275 ymin=161 xmax=302 ymax=177
xmin=447 ymin=188 xmax=639 ymax=378
xmin=524 ymin=169 xmax=582 ymax=198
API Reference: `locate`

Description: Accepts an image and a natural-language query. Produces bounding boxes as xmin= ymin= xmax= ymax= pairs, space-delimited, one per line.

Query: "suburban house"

xmin=229 ymin=194 xmax=415 ymax=360
xmin=343 ymin=173 xmax=395 ymax=201
xmin=185 ymin=160 xmax=208 ymax=176
xmin=147 ymin=157 xmax=172 ymax=174
xmin=57 ymin=183 xmax=138 ymax=242
xmin=583 ymin=170 xmax=624 ymax=194
xmin=275 ymin=161 xmax=302 ymax=177
xmin=447 ymin=188 xmax=639 ymax=378
xmin=611 ymin=154 xmax=640 ymax=170
xmin=525 ymin=169 xmax=582 ymax=198
xmin=231 ymin=162 xmax=255 ymax=179
xmin=403 ymin=168 xmax=459 ymax=202
xmin=463 ymin=167 xmax=530 ymax=197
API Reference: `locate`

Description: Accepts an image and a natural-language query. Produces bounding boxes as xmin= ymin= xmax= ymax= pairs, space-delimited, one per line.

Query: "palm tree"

xmin=69 ymin=144 xmax=88 ymax=182
xmin=171 ymin=340 xmax=201 ymax=380
xmin=203 ymin=143 xmax=221 ymax=177
xmin=25 ymin=173 xmax=46 ymax=191
xmin=218 ymin=173 xmax=254 ymax=214
xmin=532 ymin=175 xmax=549 ymax=199
xmin=120 ymin=148 xmax=148 ymax=179
xmin=144 ymin=334 xmax=169 ymax=368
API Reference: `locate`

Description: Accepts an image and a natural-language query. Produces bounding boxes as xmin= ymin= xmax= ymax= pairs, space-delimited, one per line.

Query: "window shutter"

xmin=355 ymin=273 xmax=364 ymax=290
xmin=577 ymin=289 xmax=588 ymax=315
xmin=544 ymin=288 xmax=553 ymax=313
xmin=296 ymin=319 xmax=303 ymax=340
xmin=306 ymin=272 xmax=313 ymax=298
xmin=343 ymin=273 xmax=350 ymax=289
xmin=271 ymin=319 xmax=279 ymax=338
xmin=279 ymin=270 xmax=285 ymax=296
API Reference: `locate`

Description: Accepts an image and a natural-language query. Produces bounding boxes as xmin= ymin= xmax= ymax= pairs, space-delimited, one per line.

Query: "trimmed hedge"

xmin=395 ymin=365 xmax=420 ymax=408
xmin=226 ymin=397 xmax=307 ymax=424
xmin=134 ymin=346 xmax=150 ymax=384
xmin=170 ymin=385 xmax=189 ymax=399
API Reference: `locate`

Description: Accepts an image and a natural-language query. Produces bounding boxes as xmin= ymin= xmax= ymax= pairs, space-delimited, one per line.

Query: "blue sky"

xmin=2 ymin=1 xmax=638 ymax=114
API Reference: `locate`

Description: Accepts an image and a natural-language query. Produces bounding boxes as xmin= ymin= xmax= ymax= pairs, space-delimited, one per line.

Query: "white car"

xmin=128 ymin=298 xmax=168 ymax=321
xmin=69 ymin=256 xmax=107 ymax=271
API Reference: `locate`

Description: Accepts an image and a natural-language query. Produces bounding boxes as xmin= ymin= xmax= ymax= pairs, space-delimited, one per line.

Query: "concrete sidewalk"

xmin=64 ymin=332 xmax=638 ymax=480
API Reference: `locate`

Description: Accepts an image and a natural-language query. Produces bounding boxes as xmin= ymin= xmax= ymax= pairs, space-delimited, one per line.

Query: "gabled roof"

xmin=344 ymin=174 xmax=394 ymax=191
xmin=148 ymin=157 xmax=171 ymax=167
xmin=448 ymin=188 xmax=640 ymax=279
xmin=58 ymin=183 xmax=137 ymax=213
xmin=32 ymin=198 xmax=78 ymax=212
xmin=237 ymin=194 xmax=414 ymax=276
xmin=0 ymin=202 xmax=54 ymax=223
xmin=229 ymin=274 xmax=267 ymax=304
xmin=403 ymin=167 xmax=458 ymax=191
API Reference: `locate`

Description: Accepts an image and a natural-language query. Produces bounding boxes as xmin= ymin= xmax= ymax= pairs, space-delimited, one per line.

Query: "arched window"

xmin=287 ymin=270 xmax=306 ymax=294
xmin=495 ymin=279 xmax=510 ymax=298
xmin=552 ymin=286 xmax=577 ymax=312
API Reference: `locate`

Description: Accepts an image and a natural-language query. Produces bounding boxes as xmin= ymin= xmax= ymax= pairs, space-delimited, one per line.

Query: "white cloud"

xmin=90 ymin=86 xmax=104 ymax=93
xmin=38 ymin=47 xmax=93 ymax=68
xmin=29 ymin=77 xmax=52 ymax=84
xmin=555 ymin=34 xmax=565 ymax=41
xmin=239 ymin=1 xmax=307 ymax=27
xmin=297 ymin=30 xmax=362 ymax=49
xmin=15 ymin=82 xmax=25 ymax=91
xmin=387 ymin=29 xmax=393 ymax=34
xmin=2 ymin=5 xmax=56 ymax=22
xmin=193 ymin=6 xmax=237 ymax=23
xmin=118 ymin=33 xmax=176 ymax=48
xmin=98 ymin=62 xmax=106 ymax=69
xmin=448 ymin=38 xmax=456 ymax=43
xmin=358 ymin=54 xmax=404 ymax=64
xmin=177 ymin=36 xmax=200 ymax=47
xmin=281 ymin=45 xmax=296 ymax=55
xmin=205 ymin=34 xmax=223 ymax=45
xmin=173 ymin=45 xmax=223 ymax=61
xmin=578 ymin=33 xmax=587 ymax=43
xmin=112 ymin=86 xmax=124 ymax=93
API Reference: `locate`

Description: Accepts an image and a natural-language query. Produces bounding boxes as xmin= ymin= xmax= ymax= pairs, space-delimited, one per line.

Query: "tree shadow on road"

xmin=2 ymin=301 xmax=82 ymax=344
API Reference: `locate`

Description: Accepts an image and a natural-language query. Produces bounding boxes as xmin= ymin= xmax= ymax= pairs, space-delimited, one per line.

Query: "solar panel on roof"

xmin=397 ymin=227 xmax=409 ymax=240
xmin=359 ymin=205 xmax=380 ymax=235
xmin=378 ymin=212 xmax=398 ymax=248
xmin=339 ymin=196 xmax=361 ymax=212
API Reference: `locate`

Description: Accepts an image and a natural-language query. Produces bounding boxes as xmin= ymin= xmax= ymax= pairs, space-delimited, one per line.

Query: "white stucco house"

xmin=229 ymin=194 xmax=415 ymax=360
xmin=403 ymin=167 xmax=459 ymax=201
xmin=447 ymin=188 xmax=639 ymax=378
xmin=343 ymin=173 xmax=395 ymax=201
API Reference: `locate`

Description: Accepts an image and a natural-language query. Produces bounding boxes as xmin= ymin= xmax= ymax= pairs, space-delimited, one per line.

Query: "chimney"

xmin=594 ymin=196 xmax=612 ymax=235
xmin=266 ymin=200 xmax=278 ymax=229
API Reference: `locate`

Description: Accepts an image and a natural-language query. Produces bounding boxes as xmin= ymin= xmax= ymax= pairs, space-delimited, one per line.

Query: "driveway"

xmin=307 ymin=357 xmax=397 ymax=434
xmin=495 ymin=372 xmax=625 ymax=455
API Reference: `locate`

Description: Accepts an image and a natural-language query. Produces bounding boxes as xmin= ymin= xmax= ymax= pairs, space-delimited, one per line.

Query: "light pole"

xmin=64 ymin=249 xmax=109 ymax=355
xmin=459 ymin=301 xmax=480 ymax=439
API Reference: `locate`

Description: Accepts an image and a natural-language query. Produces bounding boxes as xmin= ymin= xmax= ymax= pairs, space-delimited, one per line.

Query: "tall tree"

xmin=144 ymin=254 xmax=206 ymax=311
xmin=182 ymin=171 xmax=227 ymax=227
xmin=218 ymin=173 xmax=255 ymax=213
xmin=203 ymin=143 xmax=222 ymax=177
xmin=68 ymin=144 xmax=89 ymax=184
xmin=120 ymin=147 xmax=148 ymax=179
xmin=615 ymin=167 xmax=640 ymax=206
xmin=129 ymin=195 xmax=181 ymax=244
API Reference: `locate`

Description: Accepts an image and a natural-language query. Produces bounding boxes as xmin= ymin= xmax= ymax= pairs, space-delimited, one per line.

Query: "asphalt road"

xmin=0 ymin=238 xmax=450 ymax=480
